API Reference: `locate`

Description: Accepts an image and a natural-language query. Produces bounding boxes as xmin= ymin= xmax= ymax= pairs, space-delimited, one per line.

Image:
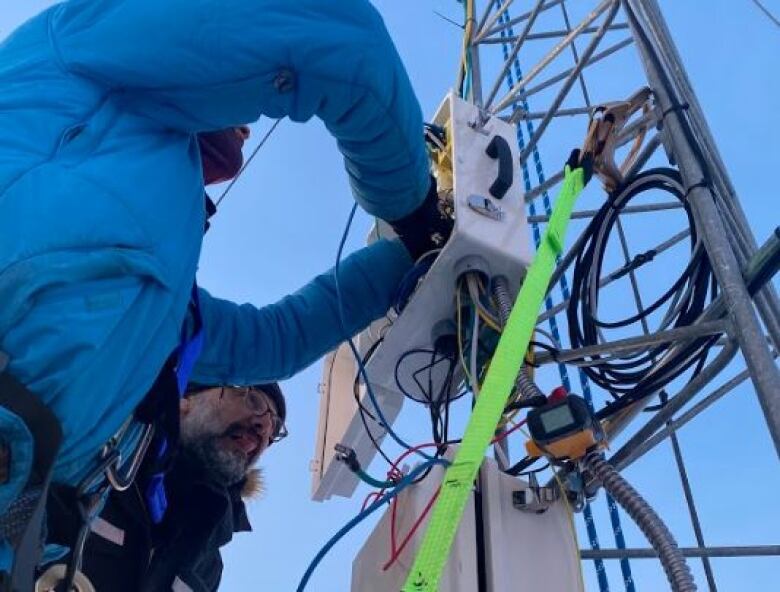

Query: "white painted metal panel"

xmin=351 ymin=458 xmax=478 ymax=592
xmin=481 ymin=459 xmax=584 ymax=592
xmin=312 ymin=93 xmax=532 ymax=501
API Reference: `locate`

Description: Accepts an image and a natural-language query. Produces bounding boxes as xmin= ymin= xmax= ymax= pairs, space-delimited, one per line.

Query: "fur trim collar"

xmin=241 ymin=468 xmax=264 ymax=499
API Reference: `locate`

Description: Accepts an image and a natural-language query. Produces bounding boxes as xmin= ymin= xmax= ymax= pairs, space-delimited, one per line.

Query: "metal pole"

xmin=527 ymin=200 xmax=682 ymax=224
xmin=624 ymin=0 xmax=780 ymax=459
xmin=481 ymin=0 xmax=564 ymax=39
xmin=468 ymin=2 xmax=484 ymax=107
xmin=479 ymin=24 xmax=630 ymax=43
xmin=616 ymin=355 xmax=776 ymax=471
xmin=483 ymin=0 xmax=547 ymax=110
xmin=609 ymin=342 xmax=738 ymax=471
xmin=534 ymin=307 xmax=722 ymax=365
xmin=668 ymin=433 xmax=718 ymax=591
xmin=560 ymin=0 xmax=593 ymax=109
xmin=492 ymin=0 xmax=614 ymax=114
xmin=581 ymin=546 xmax=780 ymax=560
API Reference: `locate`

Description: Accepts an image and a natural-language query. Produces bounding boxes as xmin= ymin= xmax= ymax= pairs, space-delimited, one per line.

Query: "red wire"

xmin=389 ymin=497 xmax=399 ymax=557
xmin=491 ymin=417 xmax=528 ymax=444
xmin=383 ymin=442 xmax=441 ymax=560
xmin=382 ymin=485 xmax=441 ymax=571
xmin=380 ymin=418 xmax=528 ymax=568
xmin=361 ymin=490 xmax=383 ymax=512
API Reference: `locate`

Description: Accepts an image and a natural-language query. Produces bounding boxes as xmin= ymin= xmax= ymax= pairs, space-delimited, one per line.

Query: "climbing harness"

xmin=0 ymin=371 xmax=62 ymax=592
xmin=2 ymin=191 xmax=214 ymax=591
xmin=42 ymin=286 xmax=205 ymax=592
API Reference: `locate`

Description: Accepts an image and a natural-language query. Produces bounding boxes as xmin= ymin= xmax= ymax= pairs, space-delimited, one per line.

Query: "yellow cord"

xmin=552 ymin=469 xmax=587 ymax=592
xmin=456 ymin=0 xmax=475 ymax=95
xmin=477 ymin=306 xmax=502 ymax=332
xmin=515 ymin=420 xmax=586 ymax=592
xmin=456 ymin=286 xmax=474 ymax=387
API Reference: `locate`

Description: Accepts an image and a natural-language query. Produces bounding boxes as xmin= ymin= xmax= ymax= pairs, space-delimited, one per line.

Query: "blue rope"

xmin=497 ymin=9 xmax=636 ymax=592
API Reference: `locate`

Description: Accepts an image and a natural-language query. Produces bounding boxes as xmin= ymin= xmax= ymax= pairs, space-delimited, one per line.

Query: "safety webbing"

xmin=401 ymin=163 xmax=587 ymax=592
xmin=497 ymin=9 xmax=634 ymax=591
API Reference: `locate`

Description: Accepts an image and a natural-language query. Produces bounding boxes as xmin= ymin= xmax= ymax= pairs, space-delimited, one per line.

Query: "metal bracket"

xmin=467 ymin=194 xmax=504 ymax=221
xmin=512 ymin=473 xmax=559 ymax=514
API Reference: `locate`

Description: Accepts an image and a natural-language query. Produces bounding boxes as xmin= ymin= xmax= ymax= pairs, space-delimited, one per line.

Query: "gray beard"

xmin=179 ymin=401 xmax=253 ymax=486
xmin=181 ymin=434 xmax=249 ymax=486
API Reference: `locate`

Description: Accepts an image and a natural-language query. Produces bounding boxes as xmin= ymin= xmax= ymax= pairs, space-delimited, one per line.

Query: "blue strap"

xmin=145 ymin=284 xmax=205 ymax=522
xmin=144 ymin=439 xmax=169 ymax=524
xmin=175 ymin=286 xmax=205 ymax=395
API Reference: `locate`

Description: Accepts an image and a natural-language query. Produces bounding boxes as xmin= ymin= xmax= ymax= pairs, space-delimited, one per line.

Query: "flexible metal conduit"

xmin=491 ymin=276 xmax=546 ymax=400
xmin=583 ymin=451 xmax=697 ymax=591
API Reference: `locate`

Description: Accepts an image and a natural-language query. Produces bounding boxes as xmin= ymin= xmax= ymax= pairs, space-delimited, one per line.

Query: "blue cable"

xmin=393 ymin=254 xmax=436 ymax=314
xmin=497 ymin=10 xmax=637 ymax=592
xmin=333 ymin=203 xmax=435 ymax=460
xmin=296 ymin=458 xmax=447 ymax=592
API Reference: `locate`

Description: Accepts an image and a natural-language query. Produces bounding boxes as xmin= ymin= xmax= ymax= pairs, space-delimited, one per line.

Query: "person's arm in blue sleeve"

xmin=190 ymin=239 xmax=411 ymax=385
xmin=51 ymin=0 xmax=429 ymax=221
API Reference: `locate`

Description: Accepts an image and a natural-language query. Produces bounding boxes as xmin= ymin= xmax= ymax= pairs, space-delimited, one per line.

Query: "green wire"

xmin=356 ymin=468 xmax=397 ymax=490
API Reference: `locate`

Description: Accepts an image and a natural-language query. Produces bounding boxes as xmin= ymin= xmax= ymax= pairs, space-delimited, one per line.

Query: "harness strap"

xmin=143 ymin=285 xmax=205 ymax=523
xmin=0 ymin=371 xmax=62 ymax=592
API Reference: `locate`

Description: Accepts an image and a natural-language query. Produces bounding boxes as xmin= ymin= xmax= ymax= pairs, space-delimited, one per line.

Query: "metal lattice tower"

xmin=459 ymin=0 xmax=780 ymax=589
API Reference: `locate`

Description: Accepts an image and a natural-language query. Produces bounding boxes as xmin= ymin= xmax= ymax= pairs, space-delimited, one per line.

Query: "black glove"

xmin=389 ymin=176 xmax=454 ymax=261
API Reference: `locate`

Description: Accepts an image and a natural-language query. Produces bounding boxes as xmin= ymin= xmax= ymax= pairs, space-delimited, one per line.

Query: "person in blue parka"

xmin=0 ymin=0 xmax=452 ymax=577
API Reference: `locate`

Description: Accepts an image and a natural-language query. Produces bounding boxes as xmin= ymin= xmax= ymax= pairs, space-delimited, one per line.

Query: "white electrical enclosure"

xmin=351 ymin=457 xmax=582 ymax=592
xmin=350 ymin=458 xmax=478 ymax=592
xmin=311 ymin=93 xmax=532 ymax=501
xmin=481 ymin=461 xmax=584 ymax=592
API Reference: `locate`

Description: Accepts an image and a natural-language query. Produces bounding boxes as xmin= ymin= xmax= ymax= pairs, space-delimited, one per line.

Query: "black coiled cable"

xmin=566 ymin=168 xmax=719 ymax=418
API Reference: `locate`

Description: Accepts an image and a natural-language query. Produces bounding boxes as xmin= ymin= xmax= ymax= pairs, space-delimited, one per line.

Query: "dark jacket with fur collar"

xmin=46 ymin=458 xmax=259 ymax=592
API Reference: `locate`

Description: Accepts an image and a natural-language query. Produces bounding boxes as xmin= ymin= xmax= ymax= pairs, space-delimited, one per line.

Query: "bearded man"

xmin=42 ymin=382 xmax=287 ymax=592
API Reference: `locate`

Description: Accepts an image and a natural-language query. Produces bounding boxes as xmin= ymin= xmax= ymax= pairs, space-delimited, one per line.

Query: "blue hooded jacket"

xmin=0 ymin=0 xmax=429 ymax=549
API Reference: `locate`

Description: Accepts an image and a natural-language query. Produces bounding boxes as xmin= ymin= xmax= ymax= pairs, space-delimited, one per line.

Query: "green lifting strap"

xmin=401 ymin=156 xmax=589 ymax=592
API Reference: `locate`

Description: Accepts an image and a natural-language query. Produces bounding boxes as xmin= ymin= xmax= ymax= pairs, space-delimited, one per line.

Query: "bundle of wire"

xmin=565 ymin=168 xmax=719 ymax=418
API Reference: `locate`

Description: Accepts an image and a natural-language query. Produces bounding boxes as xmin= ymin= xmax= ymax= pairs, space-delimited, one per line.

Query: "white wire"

xmin=470 ymin=305 xmax=480 ymax=398
xmin=415 ymin=248 xmax=442 ymax=264
xmin=467 ymin=275 xmax=481 ymax=398
xmin=466 ymin=273 xmax=502 ymax=328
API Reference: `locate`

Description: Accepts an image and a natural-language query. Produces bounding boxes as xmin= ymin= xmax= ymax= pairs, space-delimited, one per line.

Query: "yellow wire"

xmin=552 ymin=469 xmax=588 ymax=592
xmin=468 ymin=275 xmax=537 ymax=425
xmin=514 ymin=420 xmax=586 ymax=591
xmin=456 ymin=0 xmax=475 ymax=95
xmin=456 ymin=287 xmax=474 ymax=387
xmin=477 ymin=307 xmax=502 ymax=332
xmin=525 ymin=337 xmax=535 ymax=381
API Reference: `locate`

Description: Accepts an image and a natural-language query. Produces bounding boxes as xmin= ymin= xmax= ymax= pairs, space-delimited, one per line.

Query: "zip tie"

xmin=661 ymin=101 xmax=689 ymax=119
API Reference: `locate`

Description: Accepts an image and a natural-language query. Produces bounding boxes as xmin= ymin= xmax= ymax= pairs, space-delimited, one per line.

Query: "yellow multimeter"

xmin=525 ymin=394 xmax=606 ymax=460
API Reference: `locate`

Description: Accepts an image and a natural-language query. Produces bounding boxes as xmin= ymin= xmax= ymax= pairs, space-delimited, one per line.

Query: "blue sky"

xmin=2 ymin=2 xmax=779 ymax=591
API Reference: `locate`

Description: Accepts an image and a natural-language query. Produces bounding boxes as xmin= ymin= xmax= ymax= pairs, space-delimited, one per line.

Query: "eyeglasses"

xmin=220 ymin=386 xmax=288 ymax=444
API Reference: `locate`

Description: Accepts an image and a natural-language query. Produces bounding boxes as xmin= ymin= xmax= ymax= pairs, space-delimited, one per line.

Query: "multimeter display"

xmin=540 ymin=405 xmax=576 ymax=433
xmin=526 ymin=394 xmax=605 ymax=460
